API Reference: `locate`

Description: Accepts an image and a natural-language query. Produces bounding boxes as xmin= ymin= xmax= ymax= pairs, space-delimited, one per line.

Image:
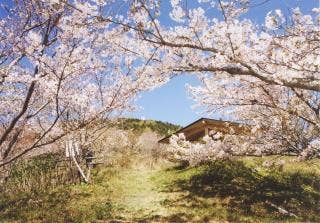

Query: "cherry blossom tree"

xmin=1 ymin=0 xmax=319 ymax=167
xmin=124 ymin=0 xmax=319 ymax=90
xmin=188 ymin=75 xmax=320 ymax=158
xmin=115 ymin=0 xmax=320 ymax=161
xmin=0 ymin=0 xmax=164 ymax=167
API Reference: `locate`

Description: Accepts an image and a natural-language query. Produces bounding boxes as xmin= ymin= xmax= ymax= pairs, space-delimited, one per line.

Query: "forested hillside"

xmin=116 ymin=118 xmax=181 ymax=136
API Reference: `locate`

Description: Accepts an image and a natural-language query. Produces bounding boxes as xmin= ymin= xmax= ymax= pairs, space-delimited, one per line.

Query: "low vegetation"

xmin=1 ymin=155 xmax=319 ymax=222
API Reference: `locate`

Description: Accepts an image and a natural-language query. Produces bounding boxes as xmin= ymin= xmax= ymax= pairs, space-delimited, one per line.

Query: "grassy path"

xmin=107 ymin=168 xmax=169 ymax=221
xmin=103 ymin=164 xmax=218 ymax=223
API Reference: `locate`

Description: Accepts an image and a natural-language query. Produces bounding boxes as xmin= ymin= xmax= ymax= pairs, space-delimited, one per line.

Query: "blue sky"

xmin=127 ymin=75 xmax=203 ymax=126
xmin=127 ymin=0 xmax=319 ymax=126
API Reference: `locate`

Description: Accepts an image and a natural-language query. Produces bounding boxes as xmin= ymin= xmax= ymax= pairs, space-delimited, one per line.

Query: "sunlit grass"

xmin=0 ymin=157 xmax=319 ymax=222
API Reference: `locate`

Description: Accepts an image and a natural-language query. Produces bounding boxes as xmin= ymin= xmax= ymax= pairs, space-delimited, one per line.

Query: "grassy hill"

xmin=1 ymin=156 xmax=319 ymax=222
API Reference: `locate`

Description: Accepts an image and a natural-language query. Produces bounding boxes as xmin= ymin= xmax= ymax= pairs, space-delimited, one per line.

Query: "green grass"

xmin=0 ymin=157 xmax=319 ymax=222
xmin=150 ymin=158 xmax=320 ymax=222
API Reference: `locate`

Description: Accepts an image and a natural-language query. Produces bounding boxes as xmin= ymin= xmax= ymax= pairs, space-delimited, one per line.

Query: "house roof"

xmin=158 ymin=117 xmax=248 ymax=143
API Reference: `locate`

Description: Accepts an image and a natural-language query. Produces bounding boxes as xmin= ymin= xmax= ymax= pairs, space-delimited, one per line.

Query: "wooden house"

xmin=158 ymin=118 xmax=249 ymax=144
